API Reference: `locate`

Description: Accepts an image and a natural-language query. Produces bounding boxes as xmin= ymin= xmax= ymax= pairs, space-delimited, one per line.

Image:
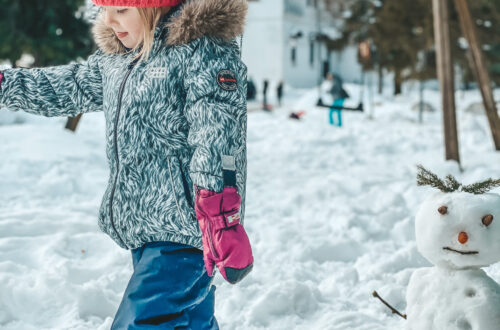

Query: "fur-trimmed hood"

xmin=92 ymin=0 xmax=248 ymax=55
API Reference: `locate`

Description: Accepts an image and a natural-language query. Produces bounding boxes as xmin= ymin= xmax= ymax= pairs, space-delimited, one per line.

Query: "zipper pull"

xmin=128 ymin=58 xmax=139 ymax=70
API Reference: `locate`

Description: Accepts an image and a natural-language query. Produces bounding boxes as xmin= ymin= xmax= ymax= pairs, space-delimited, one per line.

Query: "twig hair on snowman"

xmin=405 ymin=165 xmax=500 ymax=330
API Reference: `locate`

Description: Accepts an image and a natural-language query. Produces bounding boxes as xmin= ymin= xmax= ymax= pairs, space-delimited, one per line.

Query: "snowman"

xmin=405 ymin=166 xmax=500 ymax=330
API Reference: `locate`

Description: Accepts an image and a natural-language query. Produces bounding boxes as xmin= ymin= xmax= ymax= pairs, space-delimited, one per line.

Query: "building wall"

xmin=283 ymin=0 xmax=329 ymax=88
xmin=330 ymin=46 xmax=364 ymax=83
xmin=243 ymin=0 xmax=363 ymax=91
xmin=242 ymin=0 xmax=284 ymax=92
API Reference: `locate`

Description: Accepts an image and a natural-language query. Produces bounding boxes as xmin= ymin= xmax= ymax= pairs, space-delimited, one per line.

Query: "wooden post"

xmin=432 ymin=0 xmax=460 ymax=164
xmin=65 ymin=114 xmax=82 ymax=132
xmin=453 ymin=0 xmax=500 ymax=150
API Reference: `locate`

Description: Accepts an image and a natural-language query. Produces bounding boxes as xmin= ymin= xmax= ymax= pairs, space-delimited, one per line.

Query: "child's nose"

xmin=104 ymin=11 xmax=116 ymax=27
xmin=458 ymin=232 xmax=468 ymax=244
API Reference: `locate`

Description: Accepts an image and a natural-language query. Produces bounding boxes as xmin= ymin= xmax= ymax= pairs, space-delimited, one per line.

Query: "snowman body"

xmin=406 ymin=192 xmax=500 ymax=330
xmin=406 ymin=267 xmax=500 ymax=329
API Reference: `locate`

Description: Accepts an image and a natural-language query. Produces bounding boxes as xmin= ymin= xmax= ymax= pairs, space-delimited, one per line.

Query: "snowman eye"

xmin=438 ymin=206 xmax=448 ymax=215
xmin=482 ymin=214 xmax=493 ymax=227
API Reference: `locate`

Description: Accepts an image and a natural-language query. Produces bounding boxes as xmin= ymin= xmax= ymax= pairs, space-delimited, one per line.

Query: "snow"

xmin=2 ymin=84 xmax=500 ymax=329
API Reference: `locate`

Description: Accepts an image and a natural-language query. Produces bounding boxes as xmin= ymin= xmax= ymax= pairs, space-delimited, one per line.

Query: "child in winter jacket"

xmin=0 ymin=0 xmax=253 ymax=328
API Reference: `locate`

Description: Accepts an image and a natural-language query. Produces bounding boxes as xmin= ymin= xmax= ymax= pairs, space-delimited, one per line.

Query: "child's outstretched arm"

xmin=183 ymin=36 xmax=253 ymax=284
xmin=0 ymin=50 xmax=103 ymax=117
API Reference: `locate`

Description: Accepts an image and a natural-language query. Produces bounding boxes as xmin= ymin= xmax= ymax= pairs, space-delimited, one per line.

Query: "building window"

xmin=306 ymin=0 xmax=318 ymax=7
xmin=309 ymin=41 xmax=314 ymax=66
xmin=291 ymin=47 xmax=297 ymax=66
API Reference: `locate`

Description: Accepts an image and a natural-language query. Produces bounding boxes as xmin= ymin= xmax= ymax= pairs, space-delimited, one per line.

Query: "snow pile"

xmin=1 ymin=86 xmax=500 ymax=329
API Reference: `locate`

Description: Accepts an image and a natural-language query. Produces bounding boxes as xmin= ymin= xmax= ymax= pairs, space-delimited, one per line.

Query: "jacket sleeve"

xmin=183 ymin=37 xmax=247 ymax=193
xmin=0 ymin=50 xmax=104 ymax=117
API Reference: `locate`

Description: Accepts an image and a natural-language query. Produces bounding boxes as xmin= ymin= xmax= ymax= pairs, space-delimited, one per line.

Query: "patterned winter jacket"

xmin=0 ymin=0 xmax=248 ymax=250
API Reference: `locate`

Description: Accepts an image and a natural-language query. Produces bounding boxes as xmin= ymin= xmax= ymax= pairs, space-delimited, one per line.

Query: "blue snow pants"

xmin=111 ymin=241 xmax=219 ymax=330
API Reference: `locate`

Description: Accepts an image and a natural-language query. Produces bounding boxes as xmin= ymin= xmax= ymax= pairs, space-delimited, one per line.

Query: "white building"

xmin=242 ymin=0 xmax=363 ymax=91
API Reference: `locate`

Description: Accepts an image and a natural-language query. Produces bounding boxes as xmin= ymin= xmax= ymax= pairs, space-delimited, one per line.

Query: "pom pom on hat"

xmin=91 ymin=0 xmax=182 ymax=7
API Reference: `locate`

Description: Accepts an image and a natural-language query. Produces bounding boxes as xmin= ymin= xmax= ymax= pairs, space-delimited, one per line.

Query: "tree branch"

xmin=372 ymin=291 xmax=407 ymax=320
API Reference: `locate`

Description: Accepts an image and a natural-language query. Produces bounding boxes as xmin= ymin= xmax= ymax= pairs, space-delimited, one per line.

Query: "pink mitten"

xmin=195 ymin=186 xmax=253 ymax=284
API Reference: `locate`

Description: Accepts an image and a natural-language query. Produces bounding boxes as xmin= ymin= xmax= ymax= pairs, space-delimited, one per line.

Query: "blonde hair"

xmin=132 ymin=6 xmax=171 ymax=61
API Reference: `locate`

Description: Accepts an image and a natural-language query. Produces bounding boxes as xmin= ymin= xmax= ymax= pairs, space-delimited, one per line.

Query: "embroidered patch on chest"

xmin=146 ymin=67 xmax=168 ymax=79
xmin=217 ymin=70 xmax=238 ymax=91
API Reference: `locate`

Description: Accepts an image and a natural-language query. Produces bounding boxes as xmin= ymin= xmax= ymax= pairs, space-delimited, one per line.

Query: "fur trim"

xmin=166 ymin=0 xmax=247 ymax=46
xmin=92 ymin=18 xmax=128 ymax=55
xmin=92 ymin=0 xmax=248 ymax=54
xmin=91 ymin=0 xmax=182 ymax=7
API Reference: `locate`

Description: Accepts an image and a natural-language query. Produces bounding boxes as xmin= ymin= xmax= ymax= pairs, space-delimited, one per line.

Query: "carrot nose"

xmin=458 ymin=232 xmax=468 ymax=244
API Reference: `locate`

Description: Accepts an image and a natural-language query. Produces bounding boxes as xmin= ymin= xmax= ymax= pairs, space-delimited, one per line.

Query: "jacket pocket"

xmin=178 ymin=157 xmax=194 ymax=209
xmin=167 ymin=155 xmax=197 ymax=223
xmin=97 ymin=177 xmax=113 ymax=226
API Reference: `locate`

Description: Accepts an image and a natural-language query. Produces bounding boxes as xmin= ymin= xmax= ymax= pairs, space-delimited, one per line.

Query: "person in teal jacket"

xmin=0 ymin=0 xmax=254 ymax=328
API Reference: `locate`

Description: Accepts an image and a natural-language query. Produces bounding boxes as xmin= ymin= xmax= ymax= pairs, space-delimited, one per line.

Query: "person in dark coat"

xmin=327 ymin=73 xmax=349 ymax=126
xmin=262 ymin=79 xmax=269 ymax=110
xmin=277 ymin=80 xmax=283 ymax=107
xmin=329 ymin=73 xmax=349 ymax=100
xmin=247 ymin=77 xmax=257 ymax=100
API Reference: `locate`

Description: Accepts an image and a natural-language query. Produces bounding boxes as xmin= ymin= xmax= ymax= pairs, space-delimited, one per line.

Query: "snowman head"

xmin=415 ymin=166 xmax=500 ymax=269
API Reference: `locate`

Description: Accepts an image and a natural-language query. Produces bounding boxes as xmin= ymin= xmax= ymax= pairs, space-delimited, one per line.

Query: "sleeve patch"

xmin=217 ymin=70 xmax=238 ymax=91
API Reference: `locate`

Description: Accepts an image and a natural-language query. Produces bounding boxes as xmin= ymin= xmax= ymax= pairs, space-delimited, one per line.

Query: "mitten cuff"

xmin=208 ymin=211 xmax=241 ymax=231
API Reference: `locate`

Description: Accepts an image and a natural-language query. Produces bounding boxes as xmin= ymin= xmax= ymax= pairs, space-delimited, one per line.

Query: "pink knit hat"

xmin=91 ymin=0 xmax=182 ymax=7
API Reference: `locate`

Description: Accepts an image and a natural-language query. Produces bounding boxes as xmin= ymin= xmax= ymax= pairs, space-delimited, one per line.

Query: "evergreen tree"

xmin=0 ymin=0 xmax=94 ymax=67
xmin=326 ymin=0 xmax=500 ymax=93
xmin=370 ymin=0 xmax=433 ymax=94
xmin=450 ymin=0 xmax=500 ymax=87
xmin=327 ymin=0 xmax=433 ymax=94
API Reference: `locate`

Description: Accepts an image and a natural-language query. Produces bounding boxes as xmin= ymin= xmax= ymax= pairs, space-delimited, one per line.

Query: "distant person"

xmin=277 ymin=81 xmax=284 ymax=107
xmin=319 ymin=73 xmax=348 ymax=107
xmin=329 ymin=73 xmax=349 ymax=100
xmin=263 ymin=79 xmax=269 ymax=111
xmin=0 ymin=0 xmax=254 ymax=328
xmin=324 ymin=73 xmax=349 ymax=126
xmin=247 ymin=78 xmax=257 ymax=100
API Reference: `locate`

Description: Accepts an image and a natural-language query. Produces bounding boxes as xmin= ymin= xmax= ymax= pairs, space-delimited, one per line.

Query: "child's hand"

xmin=195 ymin=186 xmax=253 ymax=284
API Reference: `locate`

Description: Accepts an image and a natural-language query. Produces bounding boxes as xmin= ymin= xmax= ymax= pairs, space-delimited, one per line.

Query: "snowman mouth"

xmin=443 ymin=247 xmax=479 ymax=255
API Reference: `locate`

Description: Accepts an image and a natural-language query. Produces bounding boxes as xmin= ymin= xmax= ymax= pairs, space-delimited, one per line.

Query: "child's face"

xmin=103 ymin=6 xmax=144 ymax=49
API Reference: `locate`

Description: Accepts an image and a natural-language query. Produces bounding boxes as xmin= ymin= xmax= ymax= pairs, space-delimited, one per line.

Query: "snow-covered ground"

xmin=1 ymin=84 xmax=500 ymax=329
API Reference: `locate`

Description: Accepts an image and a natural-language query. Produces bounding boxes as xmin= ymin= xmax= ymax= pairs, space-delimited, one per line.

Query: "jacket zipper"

xmin=109 ymin=60 xmax=138 ymax=248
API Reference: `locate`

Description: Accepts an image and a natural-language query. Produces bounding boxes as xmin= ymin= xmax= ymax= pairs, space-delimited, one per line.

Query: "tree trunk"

xmin=65 ymin=114 xmax=82 ymax=132
xmin=33 ymin=51 xmax=41 ymax=68
xmin=378 ymin=65 xmax=383 ymax=94
xmin=453 ymin=0 xmax=500 ymax=150
xmin=394 ymin=69 xmax=402 ymax=95
xmin=433 ymin=0 xmax=460 ymax=164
